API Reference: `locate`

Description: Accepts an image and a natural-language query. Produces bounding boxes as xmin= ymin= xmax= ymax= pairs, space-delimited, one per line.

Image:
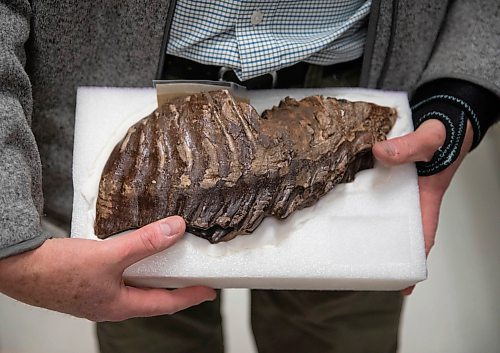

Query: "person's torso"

xmin=166 ymin=0 xmax=371 ymax=81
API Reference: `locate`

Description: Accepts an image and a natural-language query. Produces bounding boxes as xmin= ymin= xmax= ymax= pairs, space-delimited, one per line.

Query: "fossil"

xmin=94 ymin=90 xmax=397 ymax=243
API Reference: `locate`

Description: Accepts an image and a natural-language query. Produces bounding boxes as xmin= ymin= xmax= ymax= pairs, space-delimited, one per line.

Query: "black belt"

xmin=163 ymin=55 xmax=362 ymax=90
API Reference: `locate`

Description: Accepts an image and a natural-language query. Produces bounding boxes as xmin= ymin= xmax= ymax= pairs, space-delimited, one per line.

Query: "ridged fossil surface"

xmin=95 ymin=90 xmax=397 ymax=243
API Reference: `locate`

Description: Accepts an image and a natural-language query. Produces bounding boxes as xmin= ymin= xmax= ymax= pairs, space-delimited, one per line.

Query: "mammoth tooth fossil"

xmin=95 ymin=90 xmax=397 ymax=243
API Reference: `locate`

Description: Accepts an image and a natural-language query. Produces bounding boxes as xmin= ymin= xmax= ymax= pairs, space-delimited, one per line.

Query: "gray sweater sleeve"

xmin=419 ymin=0 xmax=500 ymax=97
xmin=0 ymin=1 xmax=46 ymax=259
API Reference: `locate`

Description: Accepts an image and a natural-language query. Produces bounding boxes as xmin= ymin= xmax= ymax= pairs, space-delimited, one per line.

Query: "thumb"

xmin=107 ymin=216 xmax=186 ymax=269
xmin=373 ymin=119 xmax=446 ymax=166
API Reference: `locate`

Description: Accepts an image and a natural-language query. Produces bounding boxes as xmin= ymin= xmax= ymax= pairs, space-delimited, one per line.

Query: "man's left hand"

xmin=372 ymin=118 xmax=473 ymax=295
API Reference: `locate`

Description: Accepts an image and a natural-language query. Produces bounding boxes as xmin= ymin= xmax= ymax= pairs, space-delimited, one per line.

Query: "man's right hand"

xmin=0 ymin=216 xmax=216 ymax=322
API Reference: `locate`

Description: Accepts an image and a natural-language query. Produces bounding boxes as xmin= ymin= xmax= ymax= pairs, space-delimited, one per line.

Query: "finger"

xmin=106 ymin=216 xmax=186 ymax=268
xmin=418 ymin=185 xmax=442 ymax=256
xmin=373 ymin=119 xmax=446 ymax=166
xmin=401 ymin=285 xmax=415 ymax=296
xmin=108 ymin=286 xmax=217 ymax=321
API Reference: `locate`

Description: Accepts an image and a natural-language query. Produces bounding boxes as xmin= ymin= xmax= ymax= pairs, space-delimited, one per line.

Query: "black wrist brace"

xmin=411 ymin=79 xmax=500 ymax=176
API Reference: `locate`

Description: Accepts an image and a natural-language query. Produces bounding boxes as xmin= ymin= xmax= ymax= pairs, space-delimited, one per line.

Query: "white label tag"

xmin=153 ymin=80 xmax=248 ymax=108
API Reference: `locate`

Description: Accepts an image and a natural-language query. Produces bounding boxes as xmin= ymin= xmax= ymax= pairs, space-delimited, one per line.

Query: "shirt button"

xmin=250 ymin=10 xmax=264 ymax=25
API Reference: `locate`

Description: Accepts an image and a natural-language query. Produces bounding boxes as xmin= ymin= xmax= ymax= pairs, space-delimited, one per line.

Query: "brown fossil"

xmin=94 ymin=90 xmax=397 ymax=243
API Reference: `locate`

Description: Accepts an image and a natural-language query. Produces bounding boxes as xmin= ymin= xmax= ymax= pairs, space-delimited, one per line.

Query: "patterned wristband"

xmin=412 ymin=95 xmax=481 ymax=146
xmin=411 ymin=95 xmax=471 ymax=176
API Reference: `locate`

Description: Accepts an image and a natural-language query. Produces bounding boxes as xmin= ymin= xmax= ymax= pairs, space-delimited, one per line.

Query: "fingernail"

xmin=159 ymin=222 xmax=172 ymax=236
xmin=383 ymin=141 xmax=396 ymax=157
xmin=160 ymin=218 xmax=182 ymax=237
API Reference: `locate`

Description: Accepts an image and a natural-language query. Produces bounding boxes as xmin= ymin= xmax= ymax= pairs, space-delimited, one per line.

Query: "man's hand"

xmin=372 ymin=119 xmax=474 ymax=294
xmin=0 ymin=216 xmax=216 ymax=321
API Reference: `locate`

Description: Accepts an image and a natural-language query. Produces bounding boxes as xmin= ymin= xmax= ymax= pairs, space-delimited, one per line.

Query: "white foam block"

xmin=72 ymin=87 xmax=426 ymax=290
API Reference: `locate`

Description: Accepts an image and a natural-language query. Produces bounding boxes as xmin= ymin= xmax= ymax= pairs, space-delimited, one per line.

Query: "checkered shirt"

xmin=166 ymin=0 xmax=371 ymax=81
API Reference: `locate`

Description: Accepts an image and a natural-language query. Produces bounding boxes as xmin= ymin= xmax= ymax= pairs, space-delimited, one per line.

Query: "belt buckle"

xmin=218 ymin=66 xmax=277 ymax=88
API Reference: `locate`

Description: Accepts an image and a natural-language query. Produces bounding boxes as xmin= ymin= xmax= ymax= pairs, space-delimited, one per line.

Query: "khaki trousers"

xmin=97 ymin=290 xmax=403 ymax=353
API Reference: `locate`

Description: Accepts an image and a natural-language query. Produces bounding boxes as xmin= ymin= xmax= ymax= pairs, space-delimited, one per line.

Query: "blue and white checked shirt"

xmin=167 ymin=0 xmax=371 ymax=81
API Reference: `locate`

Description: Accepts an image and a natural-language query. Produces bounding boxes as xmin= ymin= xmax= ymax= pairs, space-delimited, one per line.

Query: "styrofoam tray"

xmin=71 ymin=87 xmax=426 ymax=290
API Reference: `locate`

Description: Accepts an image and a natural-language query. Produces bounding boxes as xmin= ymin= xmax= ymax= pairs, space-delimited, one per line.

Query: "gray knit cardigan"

xmin=1 ymin=0 xmax=499 ymax=258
